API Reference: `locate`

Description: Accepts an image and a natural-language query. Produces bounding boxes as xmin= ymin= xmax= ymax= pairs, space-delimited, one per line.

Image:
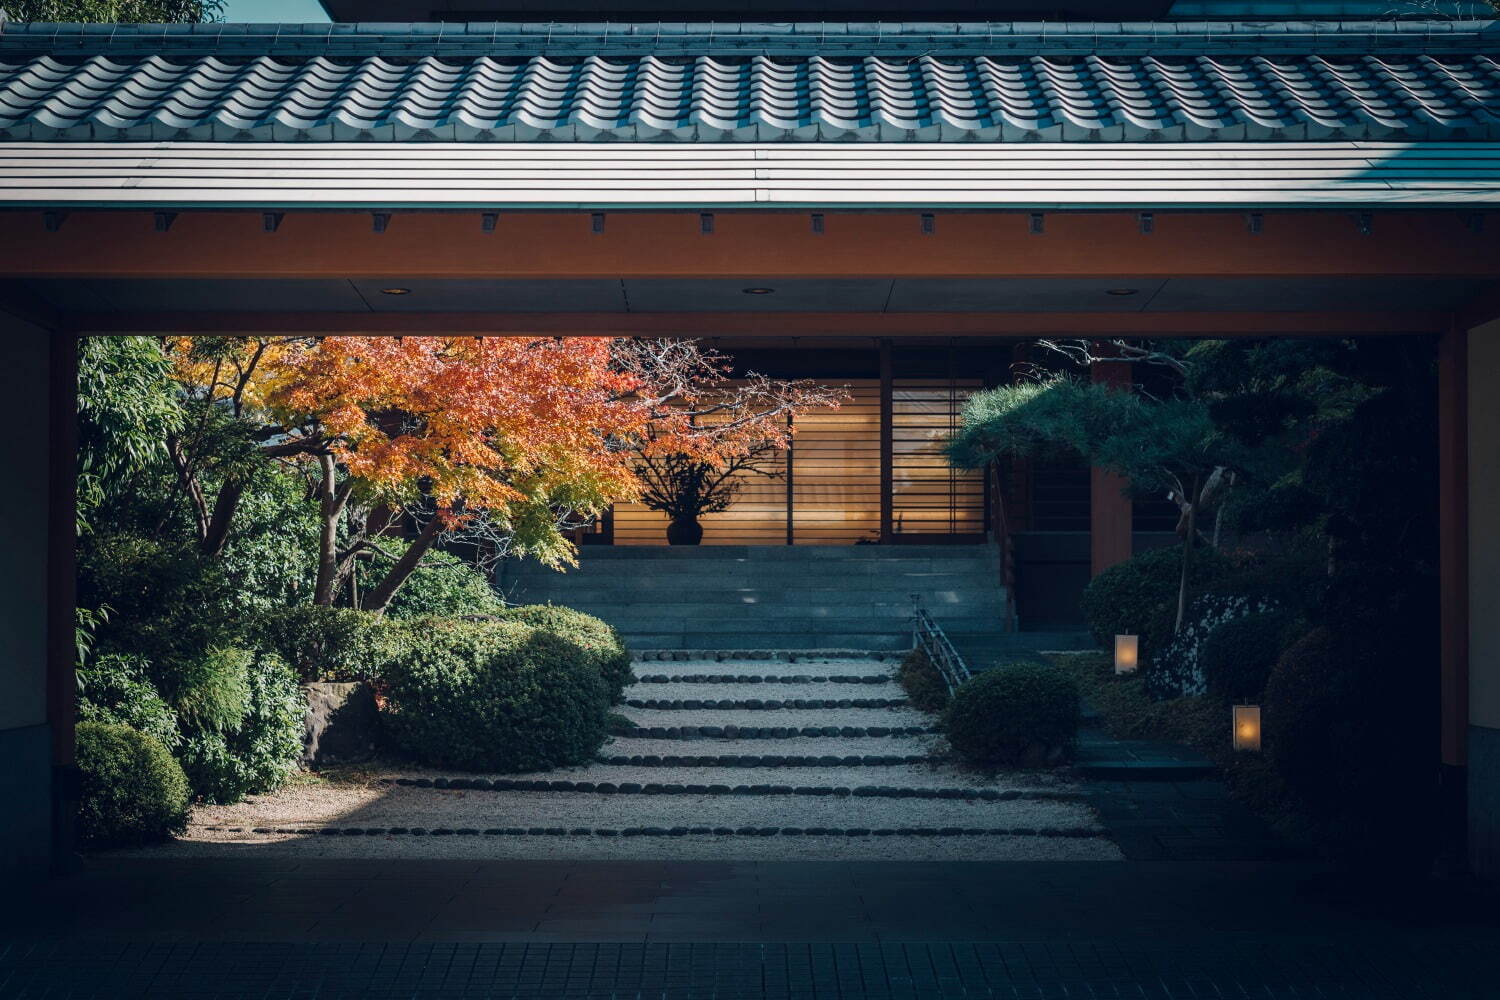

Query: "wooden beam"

xmin=1090 ymin=349 xmax=1135 ymax=577
xmin=7 ymin=210 xmax=1499 ymax=280
xmin=879 ymin=339 xmax=893 ymax=544
xmin=66 ymin=310 xmax=1451 ymax=338
xmin=47 ymin=331 xmax=78 ymax=873
xmin=1440 ymin=323 xmax=1470 ymax=770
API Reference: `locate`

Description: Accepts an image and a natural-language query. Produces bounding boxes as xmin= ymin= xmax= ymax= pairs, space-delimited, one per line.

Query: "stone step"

xmin=630 ymin=672 xmax=893 ymax=685
xmin=620 ymin=632 xmax=914 ymax=651
xmin=620 ymin=705 xmax=934 ymax=731
xmin=598 ymin=753 xmax=939 ymax=767
xmin=218 ymin=824 xmax=1106 ymax=841
xmin=382 ymin=776 xmax=1077 ymax=803
xmin=627 ymin=680 xmax=899 ymax=701
xmin=556 ymin=604 xmax=1004 ymax=623
xmin=618 ymin=724 xmax=940 ymax=740
xmin=623 ymin=695 xmax=908 ymax=710
xmin=628 ymin=651 xmax=898 ymax=663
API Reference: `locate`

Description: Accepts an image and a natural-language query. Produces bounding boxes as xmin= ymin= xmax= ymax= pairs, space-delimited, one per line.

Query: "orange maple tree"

xmin=167 ymin=335 xmax=833 ymax=611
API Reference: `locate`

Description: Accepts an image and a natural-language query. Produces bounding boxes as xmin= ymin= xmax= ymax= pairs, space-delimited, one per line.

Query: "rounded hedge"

xmin=381 ymin=618 xmax=609 ymax=772
xmin=378 ymin=548 xmax=505 ymax=619
xmin=258 ymin=604 xmax=408 ymax=683
xmin=943 ymin=661 xmax=1079 ymax=767
xmin=1199 ymin=610 xmax=1295 ymax=702
xmin=76 ymin=721 xmax=191 ymax=848
xmin=897 ymin=648 xmax=950 ymax=713
xmin=501 ymin=604 xmax=632 ymax=703
xmin=1079 ymin=543 xmax=1233 ymax=660
xmin=78 ymin=653 xmax=182 ymax=751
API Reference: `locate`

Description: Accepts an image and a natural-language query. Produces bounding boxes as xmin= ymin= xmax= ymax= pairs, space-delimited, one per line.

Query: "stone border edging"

xmin=205 ymin=824 xmax=1107 ymax=839
xmin=619 ymin=724 xmax=941 ymax=739
xmin=624 ymin=697 xmax=908 ymax=710
xmin=379 ymin=776 xmax=1082 ymax=802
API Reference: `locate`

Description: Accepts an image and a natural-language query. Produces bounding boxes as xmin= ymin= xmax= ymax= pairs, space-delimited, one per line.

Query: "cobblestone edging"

xmin=620 ymin=724 xmax=941 ymax=739
xmin=624 ymin=697 xmax=908 ymax=710
xmin=204 ymin=824 xmax=1106 ymax=839
xmin=379 ymin=776 xmax=1082 ymax=802
xmin=631 ymin=650 xmax=899 ymax=662
xmin=635 ymin=673 xmax=894 ymax=684
xmin=597 ymin=753 xmax=941 ymax=766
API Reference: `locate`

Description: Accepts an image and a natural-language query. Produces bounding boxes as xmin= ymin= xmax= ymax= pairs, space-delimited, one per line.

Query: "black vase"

xmin=666 ymin=515 xmax=704 ymax=545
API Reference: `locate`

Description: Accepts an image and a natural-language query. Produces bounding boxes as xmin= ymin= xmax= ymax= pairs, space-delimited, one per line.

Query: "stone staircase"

xmin=496 ymin=545 xmax=1011 ymax=652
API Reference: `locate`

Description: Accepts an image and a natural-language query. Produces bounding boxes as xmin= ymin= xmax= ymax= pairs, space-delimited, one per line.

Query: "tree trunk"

xmin=1175 ymin=474 xmax=1200 ymax=633
xmin=361 ymin=516 xmax=444 ymax=615
xmin=313 ymin=455 xmax=343 ymax=607
xmin=200 ymin=479 xmax=245 ymax=557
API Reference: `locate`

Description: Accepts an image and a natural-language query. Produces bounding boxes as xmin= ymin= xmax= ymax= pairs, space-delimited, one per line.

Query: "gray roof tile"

xmin=0 ymin=20 xmax=1495 ymax=142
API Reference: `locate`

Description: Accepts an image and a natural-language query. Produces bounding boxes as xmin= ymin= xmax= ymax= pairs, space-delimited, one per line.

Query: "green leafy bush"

xmin=501 ymin=604 xmax=632 ymax=702
xmin=177 ymin=653 xmax=305 ymax=803
xmin=1079 ymin=543 xmax=1233 ymax=664
xmin=1199 ymin=610 xmax=1296 ymax=702
xmin=377 ymin=547 xmax=505 ymax=619
xmin=76 ymin=722 xmax=191 ymax=848
xmin=257 ymin=604 xmax=408 ymax=682
xmin=897 ymin=648 xmax=950 ymax=712
xmin=167 ymin=646 xmax=252 ymax=733
xmin=1263 ymin=625 xmax=1434 ymax=863
xmin=381 ymin=618 xmax=608 ymax=772
xmin=78 ymin=653 xmax=182 ymax=751
xmin=943 ymin=662 xmax=1079 ymax=767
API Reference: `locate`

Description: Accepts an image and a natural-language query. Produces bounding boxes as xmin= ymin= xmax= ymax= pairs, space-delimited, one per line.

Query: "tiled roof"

xmin=0 ymin=20 xmax=1496 ymax=142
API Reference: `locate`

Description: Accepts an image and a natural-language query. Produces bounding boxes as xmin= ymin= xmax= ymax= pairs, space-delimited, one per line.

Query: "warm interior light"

xmin=1114 ymin=635 xmax=1139 ymax=675
xmin=380 ymin=287 xmax=412 ymax=295
xmin=1233 ymin=704 xmax=1262 ymax=752
xmin=1105 ymin=288 xmax=1139 ymax=296
xmin=742 ymin=287 xmax=776 ymax=295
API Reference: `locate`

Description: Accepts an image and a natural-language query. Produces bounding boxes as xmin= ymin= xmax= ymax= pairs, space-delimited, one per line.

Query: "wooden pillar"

xmin=785 ymin=412 xmax=795 ymax=545
xmin=879 ymin=339 xmax=894 ymax=544
xmin=47 ymin=332 xmax=79 ymax=873
xmin=1438 ymin=323 xmax=1470 ymax=871
xmin=1090 ymin=350 xmax=1134 ymax=577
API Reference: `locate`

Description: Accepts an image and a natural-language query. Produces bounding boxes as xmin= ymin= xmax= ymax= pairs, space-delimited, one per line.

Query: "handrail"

xmin=911 ymin=596 xmax=972 ymax=696
xmin=988 ymin=462 xmax=1020 ymax=633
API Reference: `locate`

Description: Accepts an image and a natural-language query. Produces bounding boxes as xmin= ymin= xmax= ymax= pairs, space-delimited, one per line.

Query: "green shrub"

xmin=257 ymin=604 xmax=408 ymax=683
xmin=76 ymin=722 xmax=191 ymax=848
xmin=1263 ymin=625 xmax=1434 ymax=863
xmin=501 ymin=604 xmax=632 ymax=702
xmin=1146 ymin=593 xmax=1281 ymax=700
xmin=78 ymin=653 xmax=181 ymax=751
xmin=382 ymin=618 xmax=608 ymax=772
xmin=177 ymin=652 xmax=305 ymax=803
xmin=898 ymin=648 xmax=950 ymax=712
xmin=1199 ymin=610 xmax=1296 ymax=702
xmin=943 ymin=661 xmax=1079 ymax=767
xmin=167 ymin=646 xmax=251 ymax=733
xmin=1079 ymin=543 xmax=1233 ymax=663
xmin=374 ymin=546 xmax=505 ymax=619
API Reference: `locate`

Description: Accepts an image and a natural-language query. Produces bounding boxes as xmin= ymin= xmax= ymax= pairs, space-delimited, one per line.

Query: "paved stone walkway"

xmin=168 ymin=655 xmax=1115 ymax=861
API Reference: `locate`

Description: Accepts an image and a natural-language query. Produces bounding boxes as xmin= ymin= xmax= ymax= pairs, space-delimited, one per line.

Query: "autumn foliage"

xmin=167 ymin=335 xmax=833 ymax=611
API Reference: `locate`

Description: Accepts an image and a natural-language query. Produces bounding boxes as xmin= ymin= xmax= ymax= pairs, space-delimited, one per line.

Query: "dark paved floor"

xmin=4 ymin=857 xmax=1499 ymax=997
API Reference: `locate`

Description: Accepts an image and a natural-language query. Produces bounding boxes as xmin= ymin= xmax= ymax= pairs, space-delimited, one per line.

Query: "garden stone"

xmin=301 ymin=681 xmax=381 ymax=767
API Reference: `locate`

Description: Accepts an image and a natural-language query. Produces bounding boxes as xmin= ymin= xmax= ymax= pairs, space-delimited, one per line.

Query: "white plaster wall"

xmin=0 ymin=313 xmax=51 ymax=734
xmin=1470 ymin=318 xmax=1500 ymax=732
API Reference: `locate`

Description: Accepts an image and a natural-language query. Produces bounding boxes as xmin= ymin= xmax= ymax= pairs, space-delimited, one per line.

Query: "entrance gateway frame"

xmin=0 ymin=17 xmax=1497 ymax=881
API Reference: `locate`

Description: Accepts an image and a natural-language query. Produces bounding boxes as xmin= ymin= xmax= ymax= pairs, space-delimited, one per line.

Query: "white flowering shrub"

xmin=1146 ymin=593 xmax=1280 ymax=700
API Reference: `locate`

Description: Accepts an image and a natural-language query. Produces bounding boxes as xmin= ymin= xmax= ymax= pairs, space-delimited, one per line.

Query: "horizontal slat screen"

xmin=607 ymin=375 xmax=981 ymax=545
xmin=892 ymin=379 xmax=984 ymax=537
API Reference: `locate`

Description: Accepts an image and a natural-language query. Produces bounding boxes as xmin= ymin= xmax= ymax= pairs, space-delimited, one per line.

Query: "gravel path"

xmin=155 ymin=655 xmax=1118 ymax=862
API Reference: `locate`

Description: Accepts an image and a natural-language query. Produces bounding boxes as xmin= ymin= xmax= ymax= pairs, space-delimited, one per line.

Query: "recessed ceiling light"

xmin=742 ymin=287 xmax=776 ymax=295
xmin=1105 ymin=288 xmax=1139 ymax=296
xmin=380 ymin=287 xmax=412 ymax=296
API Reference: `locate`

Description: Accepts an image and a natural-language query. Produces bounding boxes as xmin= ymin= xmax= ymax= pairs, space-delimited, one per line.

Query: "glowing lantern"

xmin=1114 ymin=635 xmax=1139 ymax=675
xmin=1233 ymin=705 xmax=1262 ymax=752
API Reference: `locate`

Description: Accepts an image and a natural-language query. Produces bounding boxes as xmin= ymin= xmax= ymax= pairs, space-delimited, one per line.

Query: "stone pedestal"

xmin=302 ymin=682 xmax=381 ymax=767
